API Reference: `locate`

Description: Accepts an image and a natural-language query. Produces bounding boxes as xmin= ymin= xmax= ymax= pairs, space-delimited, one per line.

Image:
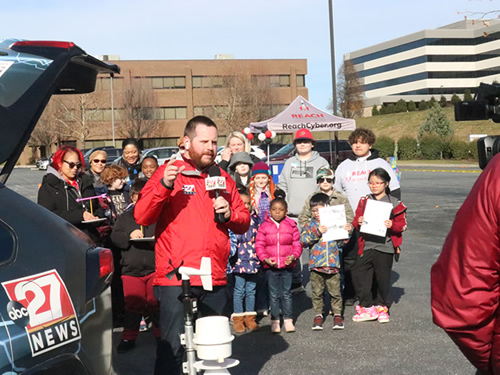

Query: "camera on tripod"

xmin=454 ymin=83 xmax=500 ymax=169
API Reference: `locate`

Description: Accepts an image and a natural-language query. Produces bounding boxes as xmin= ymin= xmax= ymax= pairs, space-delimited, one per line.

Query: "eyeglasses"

xmin=368 ymin=181 xmax=385 ymax=186
xmin=63 ymin=160 xmax=82 ymax=169
xmin=93 ymin=159 xmax=107 ymax=164
xmin=318 ymin=178 xmax=333 ymax=183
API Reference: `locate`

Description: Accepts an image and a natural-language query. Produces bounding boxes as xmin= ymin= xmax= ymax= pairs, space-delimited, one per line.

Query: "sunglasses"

xmin=93 ymin=159 xmax=107 ymax=164
xmin=318 ymin=178 xmax=333 ymax=183
xmin=63 ymin=160 xmax=82 ymax=169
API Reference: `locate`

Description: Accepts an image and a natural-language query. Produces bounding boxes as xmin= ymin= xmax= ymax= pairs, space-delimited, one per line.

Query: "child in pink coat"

xmin=256 ymin=194 xmax=302 ymax=334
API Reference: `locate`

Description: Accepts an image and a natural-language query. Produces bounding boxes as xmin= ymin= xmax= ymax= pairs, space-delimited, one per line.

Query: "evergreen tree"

xmin=372 ymin=105 xmax=379 ymax=116
xmin=408 ymin=100 xmax=417 ymax=111
xmin=386 ymin=103 xmax=395 ymax=114
xmin=439 ymin=95 xmax=447 ymax=108
xmin=429 ymin=96 xmax=437 ymax=107
xmin=395 ymin=99 xmax=407 ymax=113
xmin=451 ymin=94 xmax=461 ymax=104
xmin=463 ymin=89 xmax=473 ymax=102
xmin=418 ymin=104 xmax=454 ymax=140
xmin=379 ymin=105 xmax=387 ymax=115
xmin=419 ymin=100 xmax=428 ymax=111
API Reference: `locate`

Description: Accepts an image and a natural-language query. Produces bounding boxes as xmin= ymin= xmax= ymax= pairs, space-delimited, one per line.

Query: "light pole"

xmin=110 ymin=73 xmax=115 ymax=147
xmin=328 ymin=0 xmax=340 ymax=165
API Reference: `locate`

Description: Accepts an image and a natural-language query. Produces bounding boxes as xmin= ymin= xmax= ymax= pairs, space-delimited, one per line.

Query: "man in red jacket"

xmin=431 ymin=154 xmax=500 ymax=375
xmin=135 ymin=115 xmax=250 ymax=375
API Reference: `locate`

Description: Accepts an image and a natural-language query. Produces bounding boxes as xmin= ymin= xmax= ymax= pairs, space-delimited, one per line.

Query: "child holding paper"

xmin=351 ymin=168 xmax=407 ymax=323
xmin=300 ymin=193 xmax=353 ymax=330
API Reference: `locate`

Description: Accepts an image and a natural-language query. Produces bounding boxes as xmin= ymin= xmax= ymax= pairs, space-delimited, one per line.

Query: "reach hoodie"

xmin=277 ymin=151 xmax=329 ymax=217
xmin=334 ymin=150 xmax=401 ymax=211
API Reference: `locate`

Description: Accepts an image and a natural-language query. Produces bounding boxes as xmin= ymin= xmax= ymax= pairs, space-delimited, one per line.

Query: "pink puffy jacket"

xmin=255 ymin=216 xmax=302 ymax=269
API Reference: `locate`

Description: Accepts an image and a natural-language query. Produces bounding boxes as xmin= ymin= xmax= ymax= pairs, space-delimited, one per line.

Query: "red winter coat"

xmin=255 ymin=216 xmax=302 ymax=269
xmin=352 ymin=194 xmax=407 ymax=256
xmin=431 ymin=154 xmax=500 ymax=374
xmin=134 ymin=157 xmax=250 ymax=287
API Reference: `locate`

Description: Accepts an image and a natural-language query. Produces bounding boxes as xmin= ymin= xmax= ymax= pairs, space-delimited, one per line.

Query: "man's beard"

xmin=188 ymin=148 xmax=214 ymax=170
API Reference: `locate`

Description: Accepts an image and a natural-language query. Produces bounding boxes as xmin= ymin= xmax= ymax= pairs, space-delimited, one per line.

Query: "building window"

xmin=155 ymin=107 xmax=187 ymax=120
xmin=270 ymin=75 xmax=290 ymax=87
xmin=297 ymin=75 xmax=305 ymax=87
xmin=137 ymin=76 xmax=186 ymax=89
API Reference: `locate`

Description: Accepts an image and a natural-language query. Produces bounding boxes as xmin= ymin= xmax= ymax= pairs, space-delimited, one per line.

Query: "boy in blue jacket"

xmin=300 ymin=193 xmax=352 ymax=331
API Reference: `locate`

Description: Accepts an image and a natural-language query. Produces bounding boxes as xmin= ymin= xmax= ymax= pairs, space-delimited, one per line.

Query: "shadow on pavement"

xmin=232 ymin=328 xmax=289 ymax=375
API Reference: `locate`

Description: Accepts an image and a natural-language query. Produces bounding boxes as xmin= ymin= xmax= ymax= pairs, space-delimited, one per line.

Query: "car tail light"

xmin=11 ymin=41 xmax=75 ymax=49
xmin=99 ymin=249 xmax=114 ymax=279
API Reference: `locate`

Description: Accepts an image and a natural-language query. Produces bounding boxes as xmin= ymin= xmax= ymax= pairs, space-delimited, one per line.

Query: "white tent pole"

xmin=267 ymin=143 xmax=270 ymax=167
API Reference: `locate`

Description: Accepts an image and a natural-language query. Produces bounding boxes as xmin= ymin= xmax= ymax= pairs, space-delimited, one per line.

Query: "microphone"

xmin=206 ymin=165 xmax=227 ymax=223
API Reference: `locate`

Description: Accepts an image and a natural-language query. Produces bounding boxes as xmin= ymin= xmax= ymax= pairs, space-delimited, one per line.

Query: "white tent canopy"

xmin=250 ymin=95 xmax=356 ymax=133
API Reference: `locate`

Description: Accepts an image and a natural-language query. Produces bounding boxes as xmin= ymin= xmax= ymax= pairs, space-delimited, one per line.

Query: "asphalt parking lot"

xmin=6 ymin=166 xmax=481 ymax=374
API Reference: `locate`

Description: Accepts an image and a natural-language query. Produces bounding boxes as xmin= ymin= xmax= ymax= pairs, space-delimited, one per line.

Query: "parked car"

xmin=267 ymin=139 xmax=353 ymax=167
xmin=83 ymin=146 xmax=122 ymax=168
xmin=214 ymin=145 xmax=267 ymax=163
xmin=142 ymin=146 xmax=179 ymax=165
xmin=258 ymin=143 xmax=287 ymax=158
xmin=0 ymin=39 xmax=119 ymax=374
xmin=35 ymin=153 xmax=54 ymax=170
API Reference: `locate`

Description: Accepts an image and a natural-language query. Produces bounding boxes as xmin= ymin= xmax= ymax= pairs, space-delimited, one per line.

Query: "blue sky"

xmin=4 ymin=0 xmax=497 ymax=110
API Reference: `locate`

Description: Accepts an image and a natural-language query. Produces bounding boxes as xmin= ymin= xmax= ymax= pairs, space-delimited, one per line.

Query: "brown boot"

xmin=244 ymin=312 xmax=259 ymax=332
xmin=232 ymin=314 xmax=246 ymax=333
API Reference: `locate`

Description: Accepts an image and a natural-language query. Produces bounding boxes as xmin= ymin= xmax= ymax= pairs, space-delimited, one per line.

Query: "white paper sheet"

xmin=360 ymin=199 xmax=393 ymax=237
xmin=319 ymin=205 xmax=349 ymax=241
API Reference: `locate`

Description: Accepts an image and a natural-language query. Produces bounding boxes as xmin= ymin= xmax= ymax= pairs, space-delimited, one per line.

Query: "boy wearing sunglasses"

xmin=298 ymin=166 xmax=353 ymax=228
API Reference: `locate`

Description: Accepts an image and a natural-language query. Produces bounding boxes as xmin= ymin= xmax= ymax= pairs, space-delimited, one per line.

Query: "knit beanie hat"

xmin=316 ymin=166 xmax=334 ymax=182
xmin=251 ymin=161 xmax=271 ymax=177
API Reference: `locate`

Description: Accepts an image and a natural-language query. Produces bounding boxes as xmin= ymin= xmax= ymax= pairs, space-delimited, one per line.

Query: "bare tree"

xmin=209 ymin=71 xmax=280 ymax=133
xmin=28 ymin=100 xmax=63 ymax=157
xmin=55 ymin=93 xmax=104 ymax=148
xmin=118 ymin=79 xmax=159 ymax=140
xmin=330 ymin=60 xmax=364 ymax=118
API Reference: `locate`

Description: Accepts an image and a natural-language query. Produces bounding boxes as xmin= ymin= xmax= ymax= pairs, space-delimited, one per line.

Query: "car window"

xmin=0 ymin=217 xmax=16 ymax=265
xmin=157 ymin=149 xmax=176 ymax=159
xmin=272 ymin=144 xmax=295 ymax=156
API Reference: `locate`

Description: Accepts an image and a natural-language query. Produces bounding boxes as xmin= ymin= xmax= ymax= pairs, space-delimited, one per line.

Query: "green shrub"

xmin=439 ymin=95 xmax=447 ymax=108
xmin=395 ymin=99 xmax=407 ymax=113
xmin=408 ymin=100 xmax=417 ymax=112
xmin=386 ymin=104 xmax=395 ymax=114
xmin=419 ymin=134 xmax=445 ymax=159
xmin=397 ymin=136 xmax=418 ymax=160
xmin=372 ymin=105 xmax=379 ymax=116
xmin=451 ymin=94 xmax=461 ymax=104
xmin=429 ymin=96 xmax=437 ymax=107
xmin=419 ymin=100 xmax=428 ymax=111
xmin=464 ymin=89 xmax=473 ymax=102
xmin=448 ymin=140 xmax=470 ymax=159
xmin=379 ymin=105 xmax=387 ymax=115
xmin=373 ymin=136 xmax=394 ymax=159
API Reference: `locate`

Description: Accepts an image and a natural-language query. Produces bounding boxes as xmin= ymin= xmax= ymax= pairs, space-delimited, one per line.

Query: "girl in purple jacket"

xmin=256 ymin=194 xmax=302 ymax=334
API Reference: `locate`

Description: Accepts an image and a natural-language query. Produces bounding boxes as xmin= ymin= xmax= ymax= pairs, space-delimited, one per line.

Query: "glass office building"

xmin=345 ymin=19 xmax=500 ymax=109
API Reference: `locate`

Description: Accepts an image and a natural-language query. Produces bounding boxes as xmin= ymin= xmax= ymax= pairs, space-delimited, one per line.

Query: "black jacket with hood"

xmin=37 ymin=166 xmax=104 ymax=243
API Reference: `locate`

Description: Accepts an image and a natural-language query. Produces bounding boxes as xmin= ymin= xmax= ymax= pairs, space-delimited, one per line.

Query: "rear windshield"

xmin=0 ymin=39 xmax=53 ymax=107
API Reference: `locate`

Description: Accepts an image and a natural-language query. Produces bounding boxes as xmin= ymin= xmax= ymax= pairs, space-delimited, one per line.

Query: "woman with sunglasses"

xmin=38 ymin=145 xmax=104 ymax=243
xmin=298 ymin=166 xmax=354 ymax=228
xmin=84 ymin=150 xmax=108 ymax=188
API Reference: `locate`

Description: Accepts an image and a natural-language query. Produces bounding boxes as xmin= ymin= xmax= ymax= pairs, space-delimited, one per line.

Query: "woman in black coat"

xmin=37 ymin=145 xmax=104 ymax=243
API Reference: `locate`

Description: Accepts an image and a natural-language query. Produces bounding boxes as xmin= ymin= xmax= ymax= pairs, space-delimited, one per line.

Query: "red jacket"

xmin=353 ymin=194 xmax=407 ymax=256
xmin=431 ymin=155 xmax=500 ymax=374
xmin=255 ymin=216 xmax=302 ymax=269
xmin=134 ymin=157 xmax=250 ymax=287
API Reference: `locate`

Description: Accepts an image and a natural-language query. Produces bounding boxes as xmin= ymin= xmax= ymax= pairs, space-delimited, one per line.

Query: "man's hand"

xmin=264 ymin=258 xmax=277 ymax=267
xmin=130 ymin=229 xmax=144 ymax=239
xmin=221 ymin=148 xmax=232 ymax=162
xmin=83 ymin=211 xmax=98 ymax=221
xmin=163 ymin=158 xmax=185 ymax=188
xmin=213 ymin=196 xmax=231 ymax=220
xmin=384 ymin=220 xmax=393 ymax=228
xmin=284 ymin=255 xmax=296 ymax=266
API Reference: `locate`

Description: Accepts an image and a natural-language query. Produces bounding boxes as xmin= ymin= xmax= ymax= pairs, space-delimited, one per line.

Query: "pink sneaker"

xmin=376 ymin=305 xmax=390 ymax=323
xmin=352 ymin=305 xmax=378 ymax=322
xmin=271 ymin=320 xmax=281 ymax=334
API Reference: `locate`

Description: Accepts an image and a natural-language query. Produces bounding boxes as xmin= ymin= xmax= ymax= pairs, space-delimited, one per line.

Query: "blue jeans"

xmin=266 ymin=268 xmax=293 ymax=320
xmin=233 ymin=273 xmax=258 ymax=313
xmin=153 ymin=285 xmax=227 ymax=375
